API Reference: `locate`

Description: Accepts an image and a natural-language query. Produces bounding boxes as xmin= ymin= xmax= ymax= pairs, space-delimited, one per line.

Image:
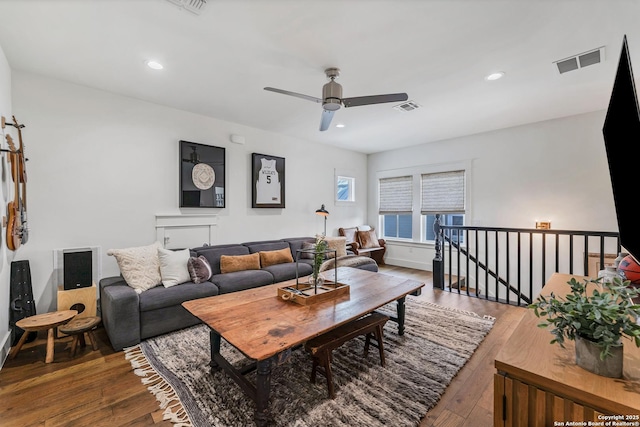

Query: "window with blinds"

xmin=379 ymin=176 xmax=413 ymax=239
xmin=421 ymin=170 xmax=465 ymax=243
xmin=421 ymin=170 xmax=465 ymax=214
xmin=379 ymin=176 xmax=413 ymax=214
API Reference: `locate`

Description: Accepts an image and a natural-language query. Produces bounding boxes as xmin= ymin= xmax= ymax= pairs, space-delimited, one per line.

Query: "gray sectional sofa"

xmin=99 ymin=236 xmax=378 ymax=351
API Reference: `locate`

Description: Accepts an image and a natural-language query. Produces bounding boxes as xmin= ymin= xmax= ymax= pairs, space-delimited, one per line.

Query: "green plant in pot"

xmin=529 ymin=276 xmax=640 ymax=378
xmin=311 ymin=236 xmax=328 ymax=287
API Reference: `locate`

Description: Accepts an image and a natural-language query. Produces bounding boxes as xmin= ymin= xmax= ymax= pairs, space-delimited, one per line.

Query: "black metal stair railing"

xmin=432 ymin=214 xmax=621 ymax=306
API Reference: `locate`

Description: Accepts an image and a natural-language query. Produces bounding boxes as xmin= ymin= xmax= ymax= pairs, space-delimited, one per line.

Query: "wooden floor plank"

xmin=0 ymin=265 xmax=521 ymax=427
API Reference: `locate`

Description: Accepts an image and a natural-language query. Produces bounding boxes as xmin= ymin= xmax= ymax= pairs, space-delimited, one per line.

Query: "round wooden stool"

xmin=58 ymin=316 xmax=101 ymax=357
xmin=9 ymin=310 xmax=78 ymax=363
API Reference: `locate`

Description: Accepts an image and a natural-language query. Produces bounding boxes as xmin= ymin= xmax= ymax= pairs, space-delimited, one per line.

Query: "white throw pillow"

xmin=107 ymin=242 xmax=162 ymax=294
xmin=158 ymin=248 xmax=191 ymax=288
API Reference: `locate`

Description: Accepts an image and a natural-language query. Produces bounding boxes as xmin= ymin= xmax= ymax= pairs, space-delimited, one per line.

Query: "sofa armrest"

xmin=378 ymin=238 xmax=386 ymax=247
xmin=99 ymin=277 xmax=141 ymax=351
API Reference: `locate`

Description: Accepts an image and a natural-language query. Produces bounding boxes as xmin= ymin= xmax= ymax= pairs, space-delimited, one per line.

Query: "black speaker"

xmin=63 ymin=250 xmax=93 ymax=290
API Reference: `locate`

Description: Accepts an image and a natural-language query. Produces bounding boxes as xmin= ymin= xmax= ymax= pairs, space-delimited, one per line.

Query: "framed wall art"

xmin=252 ymin=153 xmax=285 ymax=208
xmin=180 ymin=140 xmax=225 ymax=208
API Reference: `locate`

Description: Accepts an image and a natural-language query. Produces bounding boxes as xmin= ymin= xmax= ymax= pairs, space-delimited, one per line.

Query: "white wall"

xmin=368 ymin=111 xmax=617 ymax=270
xmin=0 ymin=43 xmax=12 ymax=366
xmin=10 ymin=71 xmax=368 ymax=321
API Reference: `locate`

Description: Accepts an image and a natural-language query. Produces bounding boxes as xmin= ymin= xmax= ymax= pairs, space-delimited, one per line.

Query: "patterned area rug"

xmin=124 ymin=299 xmax=495 ymax=427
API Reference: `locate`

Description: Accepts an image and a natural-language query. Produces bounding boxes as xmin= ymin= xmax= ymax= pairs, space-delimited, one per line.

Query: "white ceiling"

xmin=0 ymin=0 xmax=638 ymax=154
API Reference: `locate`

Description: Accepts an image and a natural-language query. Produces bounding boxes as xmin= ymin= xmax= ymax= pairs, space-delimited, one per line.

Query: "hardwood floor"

xmin=0 ymin=265 xmax=525 ymax=427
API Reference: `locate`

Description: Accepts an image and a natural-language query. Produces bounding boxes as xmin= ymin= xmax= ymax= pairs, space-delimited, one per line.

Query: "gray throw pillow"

xmin=300 ymin=242 xmax=316 ymax=259
xmin=187 ymin=256 xmax=213 ymax=284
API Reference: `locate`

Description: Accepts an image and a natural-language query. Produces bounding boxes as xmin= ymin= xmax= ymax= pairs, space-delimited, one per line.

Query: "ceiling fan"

xmin=264 ymin=67 xmax=408 ymax=131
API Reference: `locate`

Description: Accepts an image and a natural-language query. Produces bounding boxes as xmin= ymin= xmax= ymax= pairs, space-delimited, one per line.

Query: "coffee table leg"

xmin=255 ymin=358 xmax=272 ymax=427
xmin=396 ymin=297 xmax=406 ymax=336
xmin=209 ymin=330 xmax=221 ymax=372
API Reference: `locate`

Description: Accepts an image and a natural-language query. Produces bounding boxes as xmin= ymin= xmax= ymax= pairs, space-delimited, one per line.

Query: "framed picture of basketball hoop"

xmin=252 ymin=153 xmax=285 ymax=208
xmin=180 ymin=140 xmax=225 ymax=208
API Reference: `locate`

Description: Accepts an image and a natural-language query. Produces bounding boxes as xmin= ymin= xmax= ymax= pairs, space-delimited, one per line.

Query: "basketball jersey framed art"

xmin=252 ymin=153 xmax=285 ymax=208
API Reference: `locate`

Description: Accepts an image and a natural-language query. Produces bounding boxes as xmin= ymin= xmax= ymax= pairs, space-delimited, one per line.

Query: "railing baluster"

xmin=569 ymin=234 xmax=574 ymax=275
xmin=506 ymin=231 xmax=510 ymax=305
xmin=433 ymin=223 xmax=618 ymax=307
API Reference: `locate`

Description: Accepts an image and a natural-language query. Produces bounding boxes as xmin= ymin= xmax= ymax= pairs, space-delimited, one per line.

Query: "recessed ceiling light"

xmin=146 ymin=60 xmax=164 ymax=70
xmin=485 ymin=71 xmax=505 ymax=81
xmin=335 ymin=123 xmax=345 ymax=128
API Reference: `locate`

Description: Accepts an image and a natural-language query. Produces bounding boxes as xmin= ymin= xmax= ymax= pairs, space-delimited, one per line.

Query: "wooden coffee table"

xmin=9 ymin=310 xmax=78 ymax=363
xmin=183 ymin=267 xmax=424 ymax=427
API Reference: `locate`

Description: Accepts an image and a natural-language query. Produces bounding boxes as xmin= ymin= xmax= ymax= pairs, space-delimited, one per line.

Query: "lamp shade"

xmin=315 ymin=204 xmax=329 ymax=216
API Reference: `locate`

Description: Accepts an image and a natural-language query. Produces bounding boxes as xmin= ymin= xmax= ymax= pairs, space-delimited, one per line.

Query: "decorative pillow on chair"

xmin=324 ymin=236 xmax=348 ymax=258
xmin=187 ymin=256 xmax=213 ymax=284
xmin=259 ymin=247 xmax=294 ymax=267
xmin=158 ymin=248 xmax=191 ymax=288
xmin=220 ymin=253 xmax=261 ymax=273
xmin=107 ymin=242 xmax=162 ymax=294
xmin=357 ymin=230 xmax=381 ymax=249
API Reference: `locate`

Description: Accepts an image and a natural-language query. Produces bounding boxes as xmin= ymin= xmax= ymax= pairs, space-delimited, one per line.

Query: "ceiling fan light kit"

xmin=264 ymin=67 xmax=408 ymax=131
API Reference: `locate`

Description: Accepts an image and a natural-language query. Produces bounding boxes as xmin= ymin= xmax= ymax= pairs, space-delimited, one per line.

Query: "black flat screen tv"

xmin=603 ymin=35 xmax=640 ymax=263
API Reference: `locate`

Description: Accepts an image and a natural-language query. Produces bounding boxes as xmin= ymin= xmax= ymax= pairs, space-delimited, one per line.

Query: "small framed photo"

xmin=180 ymin=140 xmax=225 ymax=208
xmin=252 ymin=153 xmax=285 ymax=208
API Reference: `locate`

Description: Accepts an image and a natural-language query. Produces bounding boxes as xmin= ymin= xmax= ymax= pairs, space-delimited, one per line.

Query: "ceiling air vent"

xmin=167 ymin=0 xmax=207 ymax=15
xmin=393 ymin=101 xmax=421 ymax=113
xmin=554 ymin=46 xmax=605 ymax=74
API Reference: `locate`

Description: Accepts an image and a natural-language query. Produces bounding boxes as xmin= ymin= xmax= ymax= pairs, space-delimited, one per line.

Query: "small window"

xmin=336 ymin=176 xmax=355 ymax=202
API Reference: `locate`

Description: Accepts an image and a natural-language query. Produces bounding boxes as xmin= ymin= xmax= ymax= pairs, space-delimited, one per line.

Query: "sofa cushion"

xmin=357 ymin=229 xmax=381 ymax=249
xmin=210 ymin=269 xmax=274 ymax=294
xmin=187 ymin=255 xmax=213 ymax=284
xmin=139 ymin=281 xmax=219 ymax=312
xmin=260 ymin=247 xmax=294 ymax=267
xmin=193 ymin=245 xmax=250 ymax=275
xmin=282 ymin=237 xmax=315 ymax=258
xmin=244 ymin=241 xmax=290 ymax=254
xmin=220 ymin=253 xmax=261 ymax=274
xmin=263 ymin=261 xmax=313 ymax=283
xmin=107 ymin=241 xmax=162 ymax=294
xmin=158 ymin=248 xmax=191 ymax=287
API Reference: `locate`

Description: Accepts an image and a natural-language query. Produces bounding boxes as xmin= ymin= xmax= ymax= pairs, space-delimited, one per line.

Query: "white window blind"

xmin=379 ymin=176 xmax=413 ymax=214
xmin=421 ymin=170 xmax=465 ymax=214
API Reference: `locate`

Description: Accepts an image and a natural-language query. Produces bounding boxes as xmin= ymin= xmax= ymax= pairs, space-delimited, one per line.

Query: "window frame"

xmin=334 ymin=169 xmax=356 ymax=205
xmin=376 ymin=160 xmax=471 ymax=243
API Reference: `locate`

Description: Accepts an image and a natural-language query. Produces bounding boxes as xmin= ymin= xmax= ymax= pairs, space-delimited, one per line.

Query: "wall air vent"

xmin=554 ymin=46 xmax=605 ymax=74
xmin=166 ymin=0 xmax=207 ymax=15
xmin=393 ymin=100 xmax=421 ymax=112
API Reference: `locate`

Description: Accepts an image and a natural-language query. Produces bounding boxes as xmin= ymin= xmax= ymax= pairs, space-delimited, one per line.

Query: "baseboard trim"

xmin=0 ymin=331 xmax=11 ymax=370
xmin=385 ymin=258 xmax=432 ymax=271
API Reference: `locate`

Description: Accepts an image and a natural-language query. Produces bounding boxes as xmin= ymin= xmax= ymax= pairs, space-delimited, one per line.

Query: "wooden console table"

xmin=494 ymin=273 xmax=640 ymax=426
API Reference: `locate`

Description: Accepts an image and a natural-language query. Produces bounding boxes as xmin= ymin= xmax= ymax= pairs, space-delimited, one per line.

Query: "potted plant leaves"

xmin=529 ymin=276 xmax=640 ymax=378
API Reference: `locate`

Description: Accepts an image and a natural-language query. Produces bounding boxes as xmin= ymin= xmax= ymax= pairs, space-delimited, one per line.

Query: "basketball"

xmin=618 ymin=255 xmax=640 ymax=285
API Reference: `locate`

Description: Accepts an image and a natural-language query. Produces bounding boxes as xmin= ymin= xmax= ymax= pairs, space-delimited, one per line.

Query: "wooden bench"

xmin=304 ymin=311 xmax=390 ymax=398
xmin=338 ymin=227 xmax=386 ymax=265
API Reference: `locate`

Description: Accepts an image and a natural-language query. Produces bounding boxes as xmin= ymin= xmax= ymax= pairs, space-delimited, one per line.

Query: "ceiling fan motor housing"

xmin=322 ymin=80 xmax=342 ymax=111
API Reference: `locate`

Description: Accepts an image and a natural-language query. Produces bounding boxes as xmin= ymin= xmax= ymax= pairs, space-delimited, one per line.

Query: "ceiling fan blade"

xmin=264 ymin=87 xmax=322 ymax=104
xmin=319 ymin=109 xmax=335 ymax=131
xmin=342 ymin=93 xmax=409 ymax=108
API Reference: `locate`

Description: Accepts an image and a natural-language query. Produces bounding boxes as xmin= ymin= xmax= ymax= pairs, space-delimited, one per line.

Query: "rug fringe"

xmin=124 ymin=344 xmax=193 ymax=427
xmin=411 ymin=299 xmax=496 ymax=322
